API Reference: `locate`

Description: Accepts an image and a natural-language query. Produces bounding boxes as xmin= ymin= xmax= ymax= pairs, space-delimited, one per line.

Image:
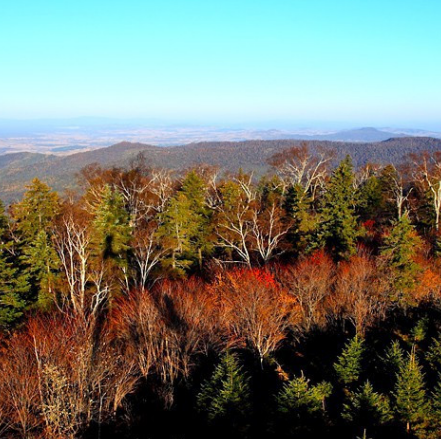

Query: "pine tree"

xmin=342 ymin=381 xmax=392 ymax=428
xmin=395 ymin=347 xmax=428 ymax=434
xmin=197 ymin=353 xmax=251 ymax=433
xmin=317 ymin=156 xmax=359 ymax=260
xmin=381 ymin=212 xmax=421 ymax=302
xmin=334 ymin=336 xmax=365 ymax=386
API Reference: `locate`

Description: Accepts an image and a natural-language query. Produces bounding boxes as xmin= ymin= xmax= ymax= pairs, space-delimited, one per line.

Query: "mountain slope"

xmin=2 ymin=137 xmax=441 ymax=203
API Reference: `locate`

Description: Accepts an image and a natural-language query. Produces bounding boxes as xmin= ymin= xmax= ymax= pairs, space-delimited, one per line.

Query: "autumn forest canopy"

xmin=3 ymin=145 xmax=441 ymax=438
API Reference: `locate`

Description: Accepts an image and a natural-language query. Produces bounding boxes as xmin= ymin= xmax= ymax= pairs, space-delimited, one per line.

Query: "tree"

xmin=0 ymin=202 xmax=29 ymax=329
xmin=316 ymin=156 xmax=359 ymax=260
xmin=215 ymin=177 xmax=255 ymax=266
xmin=179 ymin=170 xmax=213 ymax=267
xmin=277 ymin=250 xmax=334 ymax=331
xmin=157 ymin=192 xmax=202 ymax=275
xmin=92 ymin=184 xmax=132 ymax=261
xmin=379 ymin=164 xmax=412 ymax=220
xmin=283 ymin=183 xmax=316 ymax=255
xmin=219 ymin=268 xmax=295 ymax=367
xmin=395 ymin=347 xmax=428 ymax=434
xmin=411 ymin=151 xmax=441 ymax=230
xmin=380 ymin=212 xmax=421 ymax=302
xmin=11 ymin=179 xmax=60 ymax=308
xmin=276 ymin=373 xmax=332 ymax=434
xmin=197 ymin=352 xmax=251 ymax=434
xmin=334 ymin=335 xmax=365 ymax=386
xmin=342 ymin=381 xmax=392 ymax=429
xmin=269 ymin=143 xmax=331 ymax=201
xmin=335 ymin=256 xmax=388 ymax=336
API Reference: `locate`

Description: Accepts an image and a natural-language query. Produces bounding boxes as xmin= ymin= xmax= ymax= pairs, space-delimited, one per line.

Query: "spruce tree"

xmin=395 ymin=347 xmax=428 ymax=434
xmin=197 ymin=353 xmax=251 ymax=434
xmin=342 ymin=381 xmax=392 ymax=428
xmin=382 ymin=340 xmax=405 ymax=382
xmin=11 ymin=179 xmax=60 ymax=309
xmin=317 ymin=156 xmax=359 ymax=260
xmin=284 ymin=183 xmax=315 ymax=254
xmin=0 ymin=202 xmax=29 ymax=329
xmin=334 ymin=335 xmax=365 ymax=386
xmin=381 ymin=212 xmax=421 ymax=302
xmin=276 ymin=373 xmax=332 ymax=433
xmin=92 ymin=184 xmax=132 ymax=262
xmin=356 ymin=174 xmax=383 ymax=222
xmin=180 ymin=171 xmax=213 ymax=267
xmin=431 ymin=375 xmax=441 ymax=424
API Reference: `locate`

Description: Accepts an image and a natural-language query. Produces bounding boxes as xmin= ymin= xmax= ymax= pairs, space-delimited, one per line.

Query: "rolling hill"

xmin=1 ymin=137 xmax=441 ymax=203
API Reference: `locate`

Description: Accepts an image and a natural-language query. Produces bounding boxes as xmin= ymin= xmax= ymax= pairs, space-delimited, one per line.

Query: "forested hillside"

xmin=1 ymin=136 xmax=441 ymax=203
xmin=3 ymin=146 xmax=441 ymax=438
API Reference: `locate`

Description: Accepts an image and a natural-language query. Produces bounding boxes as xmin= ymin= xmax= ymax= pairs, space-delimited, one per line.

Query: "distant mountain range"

xmin=1 ymin=136 xmax=441 ymax=204
xmin=0 ymin=122 xmax=441 ymax=155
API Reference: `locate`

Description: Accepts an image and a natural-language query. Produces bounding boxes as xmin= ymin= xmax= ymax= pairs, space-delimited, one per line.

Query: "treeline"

xmin=2 ymin=146 xmax=441 ymax=438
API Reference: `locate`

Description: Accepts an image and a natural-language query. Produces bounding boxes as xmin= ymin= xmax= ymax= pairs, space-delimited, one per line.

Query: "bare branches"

xmin=269 ymin=144 xmax=332 ymax=200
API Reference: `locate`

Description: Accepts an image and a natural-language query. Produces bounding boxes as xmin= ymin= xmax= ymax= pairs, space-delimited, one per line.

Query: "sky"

xmin=1 ymin=0 xmax=441 ymax=128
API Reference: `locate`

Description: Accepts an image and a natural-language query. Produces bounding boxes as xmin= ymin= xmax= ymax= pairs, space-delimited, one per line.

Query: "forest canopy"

xmin=2 ymin=146 xmax=441 ymax=438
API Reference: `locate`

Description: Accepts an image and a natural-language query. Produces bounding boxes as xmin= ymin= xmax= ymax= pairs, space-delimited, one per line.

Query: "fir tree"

xmin=357 ymin=174 xmax=384 ymax=222
xmin=92 ymin=185 xmax=132 ymax=262
xmin=197 ymin=353 xmax=251 ymax=434
xmin=11 ymin=179 xmax=60 ymax=309
xmin=276 ymin=373 xmax=332 ymax=433
xmin=381 ymin=212 xmax=421 ymax=301
xmin=0 ymin=202 xmax=29 ymax=329
xmin=382 ymin=340 xmax=405 ymax=382
xmin=334 ymin=335 xmax=365 ymax=386
xmin=284 ymin=183 xmax=315 ymax=254
xmin=342 ymin=381 xmax=392 ymax=428
xmin=317 ymin=156 xmax=359 ymax=260
xmin=395 ymin=347 xmax=428 ymax=434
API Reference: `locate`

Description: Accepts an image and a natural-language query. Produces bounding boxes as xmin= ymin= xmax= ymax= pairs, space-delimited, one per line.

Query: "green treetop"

xmin=334 ymin=335 xmax=365 ymax=386
xmin=317 ymin=156 xmax=359 ymax=260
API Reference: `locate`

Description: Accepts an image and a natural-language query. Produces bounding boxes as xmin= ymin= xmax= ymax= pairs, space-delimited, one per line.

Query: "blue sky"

xmin=1 ymin=0 xmax=440 ymax=128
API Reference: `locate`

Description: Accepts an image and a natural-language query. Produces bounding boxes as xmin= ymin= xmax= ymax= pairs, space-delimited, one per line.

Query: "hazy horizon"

xmin=1 ymin=0 xmax=440 ymax=126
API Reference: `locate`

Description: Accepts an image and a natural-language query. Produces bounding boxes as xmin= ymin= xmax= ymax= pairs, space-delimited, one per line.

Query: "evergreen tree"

xmin=180 ymin=171 xmax=213 ymax=267
xmin=334 ymin=336 xmax=365 ymax=386
xmin=276 ymin=373 xmax=332 ymax=433
xmin=382 ymin=340 xmax=405 ymax=382
xmin=157 ymin=171 xmax=213 ymax=274
xmin=92 ymin=184 xmax=132 ymax=262
xmin=11 ymin=179 xmax=60 ymax=308
xmin=356 ymin=174 xmax=384 ymax=222
xmin=284 ymin=183 xmax=315 ymax=254
xmin=426 ymin=334 xmax=441 ymax=373
xmin=316 ymin=156 xmax=359 ymax=260
xmin=197 ymin=353 xmax=251 ymax=434
xmin=381 ymin=212 xmax=421 ymax=301
xmin=431 ymin=375 xmax=441 ymax=424
xmin=395 ymin=347 xmax=428 ymax=434
xmin=0 ymin=202 xmax=29 ymax=329
xmin=342 ymin=381 xmax=392 ymax=428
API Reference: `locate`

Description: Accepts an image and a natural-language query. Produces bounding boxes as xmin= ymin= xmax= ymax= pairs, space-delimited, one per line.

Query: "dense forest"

xmin=1 ymin=136 xmax=441 ymax=203
xmin=3 ymin=145 xmax=441 ymax=438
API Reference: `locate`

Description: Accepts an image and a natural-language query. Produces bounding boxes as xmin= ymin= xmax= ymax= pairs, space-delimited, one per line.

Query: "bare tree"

xmin=411 ymin=151 xmax=441 ymax=230
xmin=269 ymin=143 xmax=332 ymax=200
